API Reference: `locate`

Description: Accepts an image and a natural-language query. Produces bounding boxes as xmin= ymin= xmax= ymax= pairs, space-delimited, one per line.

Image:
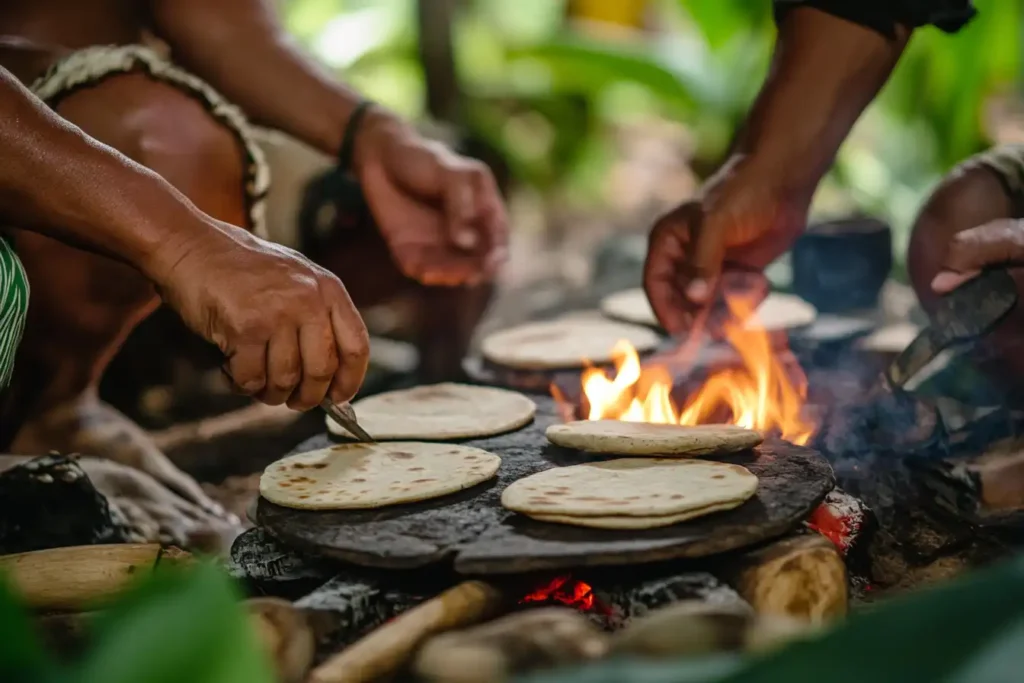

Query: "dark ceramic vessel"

xmin=792 ymin=217 xmax=892 ymax=313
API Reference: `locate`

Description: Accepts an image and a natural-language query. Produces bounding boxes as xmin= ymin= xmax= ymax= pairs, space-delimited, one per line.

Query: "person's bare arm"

xmin=0 ymin=65 xmax=231 ymax=282
xmin=147 ymin=0 xmax=510 ymax=289
xmin=148 ymin=0 xmax=367 ymax=159
xmin=729 ymin=6 xmax=910 ymax=199
xmin=644 ymin=7 xmax=913 ymax=331
xmin=0 ymin=65 xmax=369 ymax=407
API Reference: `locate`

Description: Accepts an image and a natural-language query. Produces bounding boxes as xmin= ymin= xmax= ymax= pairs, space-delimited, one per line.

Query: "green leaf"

xmin=71 ymin=562 xmax=273 ymax=683
xmin=0 ymin=575 xmax=53 ymax=682
xmin=506 ymin=37 xmax=702 ymax=113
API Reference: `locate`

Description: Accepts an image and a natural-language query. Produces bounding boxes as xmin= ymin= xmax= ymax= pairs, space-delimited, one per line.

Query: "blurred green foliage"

xmin=0 ymin=562 xmax=273 ymax=683
xmin=282 ymin=0 xmax=1022 ymax=244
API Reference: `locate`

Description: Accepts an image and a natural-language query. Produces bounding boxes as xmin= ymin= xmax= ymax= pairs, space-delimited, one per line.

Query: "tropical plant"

xmin=281 ymin=0 xmax=1024 ymax=265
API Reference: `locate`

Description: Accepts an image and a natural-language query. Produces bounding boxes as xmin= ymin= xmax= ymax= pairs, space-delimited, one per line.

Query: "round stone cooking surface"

xmin=257 ymin=396 xmax=834 ymax=574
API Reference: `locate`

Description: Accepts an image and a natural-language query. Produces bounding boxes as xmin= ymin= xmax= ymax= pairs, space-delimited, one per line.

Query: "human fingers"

xmin=440 ymin=161 xmax=482 ymax=251
xmin=682 ymin=204 xmax=730 ymax=306
xmin=288 ymin=316 xmax=339 ymax=411
xmin=224 ymin=343 xmax=268 ymax=396
xmin=148 ymin=458 xmax=228 ymax=519
xmin=260 ymin=326 xmax=302 ymax=406
xmin=932 ymin=220 xmax=1024 ymax=293
xmin=323 ymin=280 xmax=370 ymax=404
xmin=468 ymin=164 xmax=509 ymax=278
xmin=643 ymin=204 xmax=698 ymax=335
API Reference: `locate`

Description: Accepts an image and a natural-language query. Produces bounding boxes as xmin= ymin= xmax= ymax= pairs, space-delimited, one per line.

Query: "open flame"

xmin=567 ymin=296 xmax=815 ymax=445
xmin=520 ymin=574 xmax=607 ymax=613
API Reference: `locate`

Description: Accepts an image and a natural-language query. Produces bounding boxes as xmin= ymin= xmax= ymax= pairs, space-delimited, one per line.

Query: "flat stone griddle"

xmin=257 ymin=396 xmax=834 ymax=575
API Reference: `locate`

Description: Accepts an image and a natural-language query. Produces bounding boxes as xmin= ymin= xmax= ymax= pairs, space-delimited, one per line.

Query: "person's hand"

xmin=353 ymin=110 xmax=508 ymax=287
xmin=153 ymin=225 xmax=370 ymax=410
xmin=643 ymin=157 xmax=811 ymax=334
xmin=931 ymin=219 xmax=1024 ymax=293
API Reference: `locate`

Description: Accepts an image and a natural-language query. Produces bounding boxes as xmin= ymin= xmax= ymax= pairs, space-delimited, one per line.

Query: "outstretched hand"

xmin=354 ymin=111 xmax=508 ymax=287
xmin=642 ymin=159 xmax=810 ymax=335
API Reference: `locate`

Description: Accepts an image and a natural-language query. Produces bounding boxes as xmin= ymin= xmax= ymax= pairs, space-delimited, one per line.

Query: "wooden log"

xmin=716 ymin=533 xmax=847 ymax=623
xmin=309 ymin=580 xmax=506 ymax=683
xmin=246 ymin=598 xmax=317 ymax=683
xmin=413 ymin=607 xmax=608 ymax=683
xmin=611 ymin=600 xmax=818 ymax=659
xmin=0 ymin=544 xmax=191 ymax=611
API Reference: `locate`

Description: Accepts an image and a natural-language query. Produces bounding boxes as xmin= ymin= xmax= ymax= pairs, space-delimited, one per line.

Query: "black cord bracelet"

xmin=337 ymin=100 xmax=374 ymax=174
xmin=298 ymin=100 xmax=376 ymax=250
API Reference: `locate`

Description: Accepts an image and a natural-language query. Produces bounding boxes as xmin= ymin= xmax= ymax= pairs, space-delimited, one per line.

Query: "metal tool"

xmin=886 ymin=269 xmax=1018 ymax=390
xmin=320 ymin=398 xmax=376 ymax=443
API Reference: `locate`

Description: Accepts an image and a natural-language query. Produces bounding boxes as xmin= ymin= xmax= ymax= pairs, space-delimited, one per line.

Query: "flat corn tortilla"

xmin=545 ymin=420 xmax=762 ymax=456
xmin=260 ymin=442 xmax=501 ymax=510
xmin=326 ymin=383 xmax=537 ymax=440
xmin=527 ymin=500 xmax=747 ymax=529
xmin=501 ymin=458 xmax=757 ymax=518
xmin=600 ymin=288 xmax=816 ymax=331
xmin=481 ymin=319 xmax=660 ymax=370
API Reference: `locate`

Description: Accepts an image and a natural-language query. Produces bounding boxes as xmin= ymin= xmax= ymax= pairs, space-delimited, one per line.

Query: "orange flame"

xmin=572 ymin=296 xmax=814 ymax=445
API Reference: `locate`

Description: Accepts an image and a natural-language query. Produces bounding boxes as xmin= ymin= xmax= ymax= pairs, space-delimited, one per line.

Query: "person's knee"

xmin=907 ymin=163 xmax=1014 ymax=311
xmin=54 ymin=73 xmax=249 ymax=227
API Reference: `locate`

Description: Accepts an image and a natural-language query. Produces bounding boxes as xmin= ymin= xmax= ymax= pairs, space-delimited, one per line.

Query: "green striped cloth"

xmin=0 ymin=236 xmax=29 ymax=389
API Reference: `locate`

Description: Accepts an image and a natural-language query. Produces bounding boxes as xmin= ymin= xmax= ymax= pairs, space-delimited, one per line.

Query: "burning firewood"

xmin=0 ymin=543 xmax=191 ymax=611
xmin=716 ymin=533 xmax=848 ymax=623
xmin=246 ymin=597 xmax=317 ymax=683
xmin=807 ymin=488 xmax=876 ymax=573
xmin=413 ymin=607 xmax=609 ymax=683
xmin=309 ymin=580 xmax=506 ymax=683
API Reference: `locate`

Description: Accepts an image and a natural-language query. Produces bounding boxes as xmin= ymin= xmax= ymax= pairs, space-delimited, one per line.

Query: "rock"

xmin=0 ymin=454 xmax=133 ymax=555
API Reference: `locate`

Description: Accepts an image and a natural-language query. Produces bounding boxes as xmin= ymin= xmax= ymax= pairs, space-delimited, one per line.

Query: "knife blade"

xmin=886 ymin=268 xmax=1018 ymax=390
xmin=320 ymin=399 xmax=376 ymax=443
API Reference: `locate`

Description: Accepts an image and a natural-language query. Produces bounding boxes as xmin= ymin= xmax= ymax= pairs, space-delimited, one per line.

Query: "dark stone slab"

xmin=257 ymin=396 xmax=834 ymax=574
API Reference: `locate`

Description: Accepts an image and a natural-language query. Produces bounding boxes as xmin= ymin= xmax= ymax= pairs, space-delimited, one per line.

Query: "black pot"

xmin=791 ymin=217 xmax=892 ymax=313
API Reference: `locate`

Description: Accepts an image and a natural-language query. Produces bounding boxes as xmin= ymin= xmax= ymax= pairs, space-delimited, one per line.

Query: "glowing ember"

xmin=567 ymin=296 xmax=815 ymax=445
xmin=520 ymin=574 xmax=605 ymax=613
xmin=807 ymin=504 xmax=851 ymax=552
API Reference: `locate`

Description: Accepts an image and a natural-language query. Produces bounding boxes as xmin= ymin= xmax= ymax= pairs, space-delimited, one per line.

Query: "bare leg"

xmin=5 ymin=72 xmax=250 ymax=528
xmin=907 ymin=161 xmax=1024 ymax=383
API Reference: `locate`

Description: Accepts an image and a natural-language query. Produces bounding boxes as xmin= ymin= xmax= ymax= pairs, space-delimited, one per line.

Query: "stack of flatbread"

xmin=481 ymin=319 xmax=661 ymax=370
xmin=261 ymin=442 xmax=501 ymax=510
xmin=546 ymin=420 xmax=762 ymax=456
xmin=326 ymin=383 xmax=537 ymax=441
xmin=501 ymin=458 xmax=758 ymax=529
